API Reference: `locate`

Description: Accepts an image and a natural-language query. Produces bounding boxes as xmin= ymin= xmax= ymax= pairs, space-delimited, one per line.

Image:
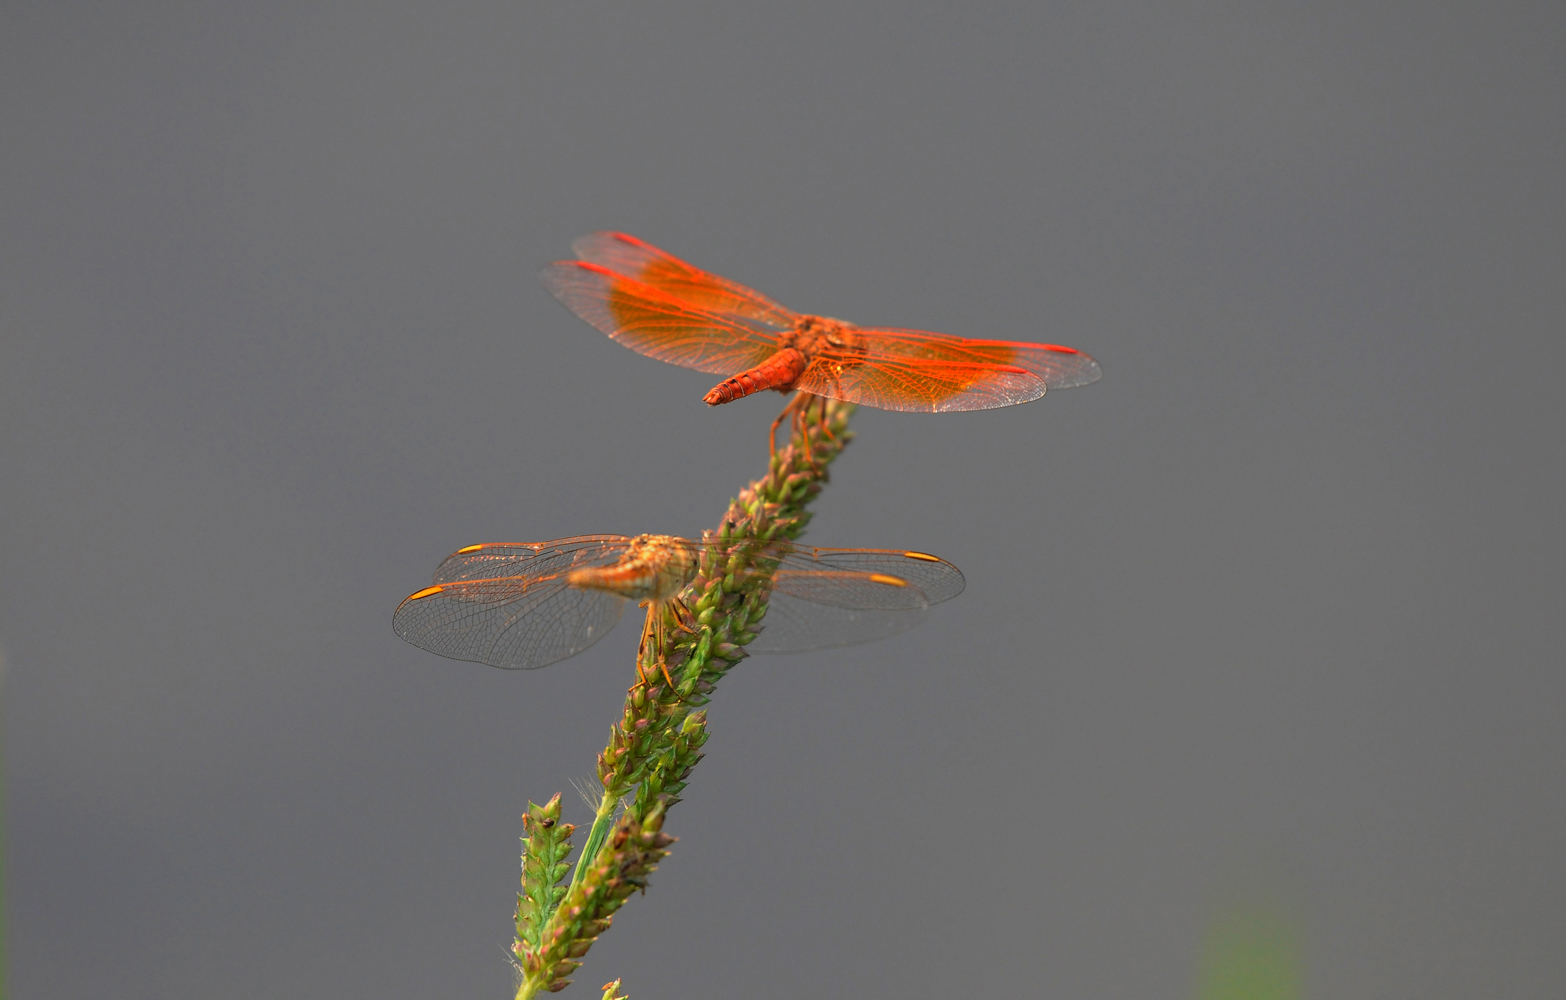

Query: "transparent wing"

xmin=794 ymin=352 xmax=1048 ymax=412
xmin=396 ymin=535 xmax=966 ymax=665
xmin=571 ymin=232 xmax=799 ymax=329
xmin=729 ymin=545 xmax=965 ymax=653
xmin=541 ymin=261 xmax=783 ymax=377
xmin=428 ymin=535 xmax=632 ymax=584
xmin=748 ymin=600 xmax=931 ymax=653
xmin=393 ymin=536 xmax=634 ymax=670
xmin=772 ymin=547 xmax=966 ymax=605
xmin=857 ymin=327 xmax=1103 ymax=390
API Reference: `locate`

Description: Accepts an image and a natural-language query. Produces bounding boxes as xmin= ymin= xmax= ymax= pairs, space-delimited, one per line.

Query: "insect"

xmin=540 ymin=232 xmax=1102 ymax=435
xmin=392 ymin=534 xmax=964 ymax=683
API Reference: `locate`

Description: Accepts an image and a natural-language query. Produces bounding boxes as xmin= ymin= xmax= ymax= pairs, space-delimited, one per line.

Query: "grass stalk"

xmin=567 ymin=791 xmax=619 ymax=899
xmin=512 ymin=399 xmax=856 ymax=996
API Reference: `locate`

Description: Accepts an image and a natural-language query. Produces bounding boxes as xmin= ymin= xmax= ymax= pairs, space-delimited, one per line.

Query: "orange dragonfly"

xmin=541 ymin=232 xmax=1102 ymax=421
xmin=392 ymin=534 xmax=964 ymax=681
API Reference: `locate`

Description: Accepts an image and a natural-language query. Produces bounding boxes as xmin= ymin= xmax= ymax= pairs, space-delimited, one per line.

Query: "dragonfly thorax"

xmin=778 ymin=314 xmax=866 ymax=362
xmin=566 ymin=534 xmax=700 ymax=601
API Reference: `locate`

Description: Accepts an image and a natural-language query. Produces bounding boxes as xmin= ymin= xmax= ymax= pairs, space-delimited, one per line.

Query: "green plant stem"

xmin=512 ymin=398 xmax=856 ymax=997
xmin=568 ymin=791 xmax=619 ymax=898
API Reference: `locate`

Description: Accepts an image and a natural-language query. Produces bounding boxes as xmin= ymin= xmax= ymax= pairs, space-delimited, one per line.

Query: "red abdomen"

xmin=703 ymin=348 xmax=809 ymax=405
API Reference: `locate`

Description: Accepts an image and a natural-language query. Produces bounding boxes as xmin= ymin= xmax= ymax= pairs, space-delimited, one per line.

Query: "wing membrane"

xmin=393 ymin=536 xmax=633 ymax=670
xmin=774 ymin=547 xmax=965 ymax=605
xmin=857 ymin=327 xmax=1103 ymax=390
xmin=541 ymin=261 xmax=782 ymax=377
xmin=795 ymin=354 xmax=1047 ymax=411
xmin=429 ymin=535 xmax=631 ymax=584
xmin=572 ymin=231 xmax=798 ymax=329
xmin=738 ymin=545 xmax=965 ymax=652
xmin=395 ymin=537 xmax=966 ymax=667
xmin=748 ymin=600 xmax=930 ymax=653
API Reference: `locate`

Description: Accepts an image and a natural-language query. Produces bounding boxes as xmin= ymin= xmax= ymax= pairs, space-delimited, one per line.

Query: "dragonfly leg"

xmin=670 ymin=596 xmax=699 ymax=634
xmin=651 ymin=607 xmax=679 ymax=690
xmin=768 ymin=402 xmax=784 ymax=460
xmin=795 ymin=393 xmax=827 ymax=471
xmin=814 ymin=392 xmax=836 ymax=443
xmin=769 ymin=392 xmax=808 ymax=460
xmin=631 ymin=602 xmax=654 ymax=689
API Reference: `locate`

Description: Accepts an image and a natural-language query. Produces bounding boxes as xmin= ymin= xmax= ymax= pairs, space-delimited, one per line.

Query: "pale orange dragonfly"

xmin=392 ymin=534 xmax=964 ymax=681
xmin=541 ymin=232 xmax=1102 ymax=420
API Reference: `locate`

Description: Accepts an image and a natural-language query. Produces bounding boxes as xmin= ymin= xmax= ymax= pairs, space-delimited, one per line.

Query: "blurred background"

xmin=2 ymin=3 xmax=1562 ymax=997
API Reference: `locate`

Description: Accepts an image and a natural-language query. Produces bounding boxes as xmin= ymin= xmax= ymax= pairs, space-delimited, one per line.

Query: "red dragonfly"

xmin=541 ymin=232 xmax=1102 ymax=417
xmin=392 ymin=534 xmax=964 ymax=680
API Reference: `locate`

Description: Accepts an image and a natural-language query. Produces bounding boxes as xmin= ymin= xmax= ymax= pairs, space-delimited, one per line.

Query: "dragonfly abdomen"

xmin=702 ymin=348 xmax=809 ymax=405
xmin=568 ymin=561 xmax=659 ymax=598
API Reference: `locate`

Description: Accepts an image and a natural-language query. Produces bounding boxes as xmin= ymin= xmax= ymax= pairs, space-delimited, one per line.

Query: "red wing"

xmin=541 ymin=260 xmax=783 ymax=378
xmin=392 ymin=536 xmax=634 ymax=670
xmin=856 ymin=327 xmax=1103 ymax=390
xmin=794 ymin=353 xmax=1047 ymax=412
xmin=572 ymin=232 xmax=798 ymax=329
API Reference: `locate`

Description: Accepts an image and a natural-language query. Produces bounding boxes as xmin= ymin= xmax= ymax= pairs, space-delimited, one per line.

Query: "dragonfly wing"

xmin=858 ymin=327 xmax=1103 ymax=390
xmin=774 ymin=547 xmax=966 ymax=605
xmin=394 ymin=536 xmax=634 ymax=670
xmin=794 ymin=352 xmax=1047 ymax=412
xmin=541 ymin=261 xmax=783 ymax=377
xmin=746 ymin=547 xmax=965 ymax=652
xmin=393 ymin=581 xmax=628 ymax=670
xmin=429 ymin=535 xmax=632 ymax=585
xmin=748 ymin=599 xmax=929 ymax=653
xmin=571 ymin=232 xmax=798 ymax=329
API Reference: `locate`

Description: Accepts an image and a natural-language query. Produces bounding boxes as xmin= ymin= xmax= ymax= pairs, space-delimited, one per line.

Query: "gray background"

xmin=3 ymin=3 xmax=1562 ymax=997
